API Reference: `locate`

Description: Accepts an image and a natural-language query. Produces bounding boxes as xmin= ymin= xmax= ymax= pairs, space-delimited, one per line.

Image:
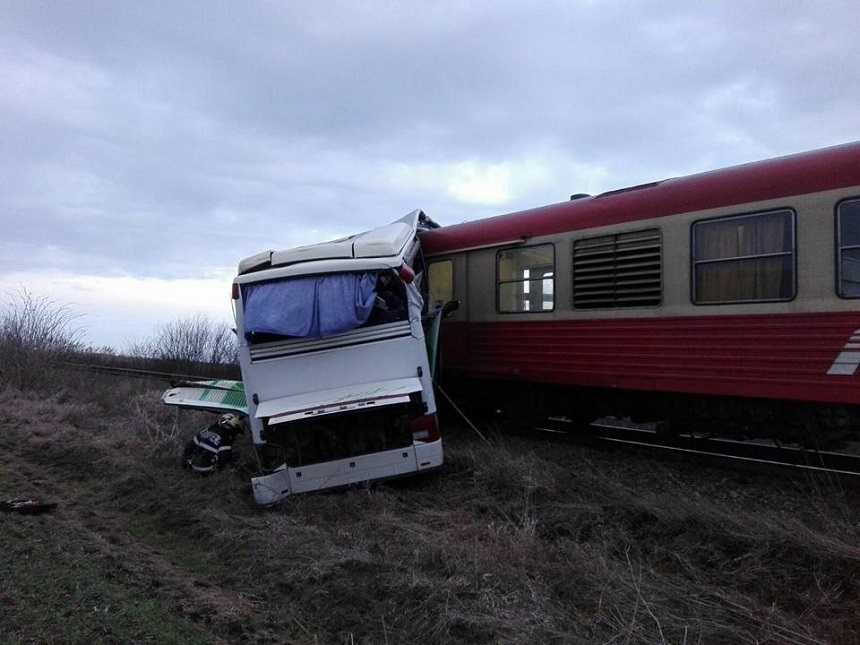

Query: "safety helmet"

xmin=218 ymin=413 xmax=245 ymax=433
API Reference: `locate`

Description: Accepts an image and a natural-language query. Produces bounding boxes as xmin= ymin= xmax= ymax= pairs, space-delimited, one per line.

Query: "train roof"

xmin=419 ymin=141 xmax=860 ymax=256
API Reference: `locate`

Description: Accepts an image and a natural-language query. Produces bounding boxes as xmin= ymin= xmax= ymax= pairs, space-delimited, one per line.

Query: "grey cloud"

xmin=2 ymin=0 xmax=859 ymax=288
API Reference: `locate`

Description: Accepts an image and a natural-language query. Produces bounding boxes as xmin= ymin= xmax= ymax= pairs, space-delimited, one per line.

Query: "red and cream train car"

xmin=419 ymin=142 xmax=860 ymax=442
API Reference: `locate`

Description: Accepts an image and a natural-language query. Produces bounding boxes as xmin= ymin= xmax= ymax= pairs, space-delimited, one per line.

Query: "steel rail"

xmin=535 ymin=418 xmax=860 ymax=484
xmin=60 ymin=361 xmax=229 ymax=384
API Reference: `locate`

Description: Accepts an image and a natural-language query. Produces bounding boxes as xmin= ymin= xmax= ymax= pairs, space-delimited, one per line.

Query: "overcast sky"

xmin=2 ymin=1 xmax=859 ymax=349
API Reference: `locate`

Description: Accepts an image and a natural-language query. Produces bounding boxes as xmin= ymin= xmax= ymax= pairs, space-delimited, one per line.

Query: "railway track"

xmin=61 ymin=361 xmax=238 ymax=385
xmin=535 ymin=418 xmax=860 ymax=486
xmin=58 ymin=367 xmax=860 ymax=485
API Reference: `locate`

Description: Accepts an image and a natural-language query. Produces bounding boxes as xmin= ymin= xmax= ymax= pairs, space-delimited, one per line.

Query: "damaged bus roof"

xmin=238 ymin=209 xmax=425 ymax=276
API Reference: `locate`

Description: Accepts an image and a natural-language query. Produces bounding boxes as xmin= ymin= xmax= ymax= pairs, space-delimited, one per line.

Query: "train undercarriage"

xmin=441 ymin=377 xmax=859 ymax=449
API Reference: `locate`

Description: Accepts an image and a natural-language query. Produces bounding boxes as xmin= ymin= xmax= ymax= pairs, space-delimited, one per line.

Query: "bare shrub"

xmin=0 ymin=287 xmax=85 ymax=390
xmin=126 ymin=313 xmax=237 ymax=366
xmin=126 ymin=389 xmax=214 ymax=445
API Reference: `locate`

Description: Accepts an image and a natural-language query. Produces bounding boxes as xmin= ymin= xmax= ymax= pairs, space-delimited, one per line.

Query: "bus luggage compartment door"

xmin=287 ymin=444 xmax=419 ymax=494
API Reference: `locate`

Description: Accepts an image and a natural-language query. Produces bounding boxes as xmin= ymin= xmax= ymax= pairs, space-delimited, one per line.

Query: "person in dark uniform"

xmin=182 ymin=413 xmax=246 ymax=474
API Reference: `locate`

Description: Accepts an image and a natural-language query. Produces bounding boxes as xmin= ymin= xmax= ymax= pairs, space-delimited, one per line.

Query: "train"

xmin=418 ymin=141 xmax=860 ymax=446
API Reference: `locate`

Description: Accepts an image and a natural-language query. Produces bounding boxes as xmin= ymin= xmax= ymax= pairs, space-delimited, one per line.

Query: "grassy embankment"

xmin=1 ymin=360 xmax=859 ymax=643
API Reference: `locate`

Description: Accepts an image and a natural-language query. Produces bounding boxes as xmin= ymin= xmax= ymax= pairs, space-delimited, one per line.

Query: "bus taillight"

xmin=410 ymin=413 xmax=440 ymax=442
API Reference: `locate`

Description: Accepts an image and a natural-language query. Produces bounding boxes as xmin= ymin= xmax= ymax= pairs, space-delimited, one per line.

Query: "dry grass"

xmin=1 ymin=371 xmax=859 ymax=644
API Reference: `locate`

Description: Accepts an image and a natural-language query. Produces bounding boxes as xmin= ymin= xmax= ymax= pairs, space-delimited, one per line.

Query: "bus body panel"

xmin=232 ymin=210 xmax=444 ymax=505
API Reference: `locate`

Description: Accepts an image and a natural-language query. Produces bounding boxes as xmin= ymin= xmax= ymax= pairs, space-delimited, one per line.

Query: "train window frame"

xmin=691 ymin=208 xmax=797 ymax=305
xmin=836 ymin=197 xmax=860 ymax=299
xmin=496 ymin=243 xmax=555 ymax=313
xmin=571 ymin=228 xmax=663 ymax=310
xmin=427 ymin=259 xmax=455 ymax=310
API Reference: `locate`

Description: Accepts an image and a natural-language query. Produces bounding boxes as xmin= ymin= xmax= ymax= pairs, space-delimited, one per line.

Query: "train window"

xmin=428 ymin=260 xmax=454 ymax=309
xmin=837 ymin=199 xmax=860 ymax=298
xmin=572 ymin=229 xmax=662 ymax=309
xmin=497 ymin=244 xmax=554 ymax=313
xmin=692 ymin=209 xmax=795 ymax=304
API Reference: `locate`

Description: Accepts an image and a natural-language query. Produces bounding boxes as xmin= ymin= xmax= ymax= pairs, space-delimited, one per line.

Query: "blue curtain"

xmin=243 ymin=272 xmax=378 ymax=339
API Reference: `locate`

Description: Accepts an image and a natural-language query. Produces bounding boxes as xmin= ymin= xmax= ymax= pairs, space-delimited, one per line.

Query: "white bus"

xmin=169 ymin=210 xmax=445 ymax=506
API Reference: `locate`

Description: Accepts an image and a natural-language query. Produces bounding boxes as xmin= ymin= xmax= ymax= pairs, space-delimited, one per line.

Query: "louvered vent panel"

xmin=573 ymin=229 xmax=662 ymax=309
